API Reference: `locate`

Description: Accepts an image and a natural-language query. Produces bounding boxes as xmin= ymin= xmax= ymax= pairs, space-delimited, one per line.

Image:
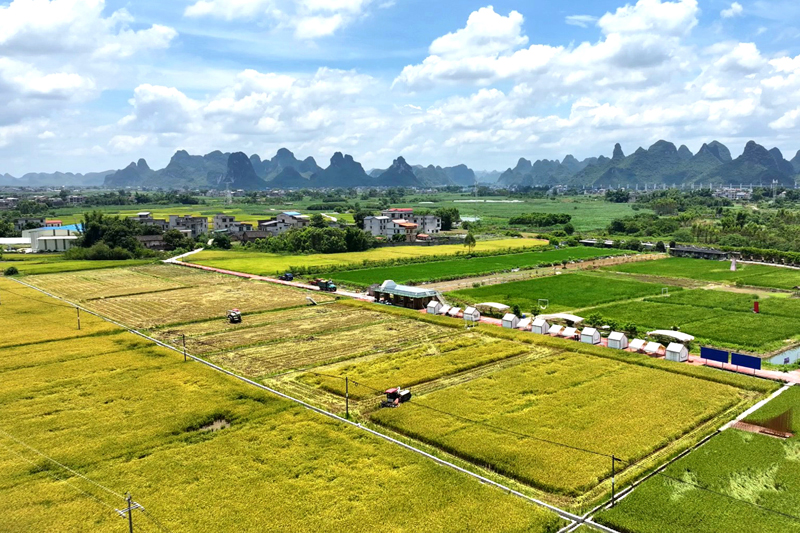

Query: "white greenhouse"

xmin=580 ymin=327 xmax=601 ymax=345
xmin=608 ymin=332 xmax=629 ymax=350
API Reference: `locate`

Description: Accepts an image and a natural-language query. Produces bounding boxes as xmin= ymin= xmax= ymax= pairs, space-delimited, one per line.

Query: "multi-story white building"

xmin=258 ymin=212 xmax=310 ymax=236
xmin=363 ymin=209 xmax=442 ymax=241
xmin=168 ymin=215 xmax=208 ymax=238
xmin=129 ymin=212 xmax=169 ymax=231
xmin=23 ymin=224 xmax=81 ymax=253
xmin=381 ymin=208 xmax=441 ymax=235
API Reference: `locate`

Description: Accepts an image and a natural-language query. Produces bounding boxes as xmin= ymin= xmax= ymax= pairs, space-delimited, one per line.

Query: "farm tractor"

xmin=313 ymin=279 xmax=337 ymax=292
xmin=279 ymin=273 xmax=294 ymax=282
xmin=227 ymin=309 xmax=242 ymax=324
xmin=382 ymin=387 xmax=412 ymax=408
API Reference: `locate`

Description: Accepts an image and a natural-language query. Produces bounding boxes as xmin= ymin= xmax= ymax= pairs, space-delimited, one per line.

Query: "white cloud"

xmin=184 ymin=0 xmax=372 ymax=39
xmin=0 ymin=0 xmax=176 ymax=58
xmin=721 ymin=2 xmax=744 ymax=18
xmin=109 ymin=134 xmax=150 ymax=153
xmin=565 ymin=15 xmax=598 ymax=28
xmin=394 ymin=1 xmax=699 ymax=91
xmin=38 ymin=130 xmax=55 ymax=139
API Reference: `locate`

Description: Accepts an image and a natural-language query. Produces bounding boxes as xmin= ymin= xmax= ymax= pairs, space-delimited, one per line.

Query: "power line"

xmin=0 ymin=287 xmax=77 ymax=309
xmin=0 ymin=428 xmax=125 ymax=500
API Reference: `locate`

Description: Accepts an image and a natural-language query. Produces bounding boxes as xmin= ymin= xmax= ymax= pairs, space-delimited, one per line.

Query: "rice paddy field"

xmin=22 ymin=264 xmax=334 ymax=329
xmin=603 ymin=257 xmax=800 ymax=290
xmin=188 ymin=238 xmax=546 ymax=276
xmin=329 ymin=247 xmax=632 ymax=287
xmin=597 ymin=386 xmax=800 ymax=533
xmin=0 ymin=254 xmax=153 ymax=275
xmin=370 ymin=351 xmax=757 ymax=498
xmin=0 ymin=281 xmax=564 ymax=533
xmin=448 ymin=273 xmax=675 ymax=313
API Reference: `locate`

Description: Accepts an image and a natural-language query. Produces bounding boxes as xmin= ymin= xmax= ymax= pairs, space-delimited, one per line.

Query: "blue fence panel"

xmin=701 ymin=347 xmax=729 ymax=364
xmin=731 ymin=353 xmax=762 ymax=371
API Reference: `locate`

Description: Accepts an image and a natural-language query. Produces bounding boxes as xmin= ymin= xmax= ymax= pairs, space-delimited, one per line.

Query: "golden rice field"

xmin=151 ymin=304 xmax=391 ymax=355
xmin=372 ymin=351 xmax=757 ymax=498
xmin=302 ymin=334 xmax=547 ymax=400
xmin=0 ymin=282 xmax=563 ymax=533
xmin=211 ymin=319 xmax=459 ymax=378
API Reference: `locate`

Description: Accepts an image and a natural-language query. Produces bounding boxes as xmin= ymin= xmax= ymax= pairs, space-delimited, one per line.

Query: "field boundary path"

xmin=8 ymin=276 xmax=621 ymax=533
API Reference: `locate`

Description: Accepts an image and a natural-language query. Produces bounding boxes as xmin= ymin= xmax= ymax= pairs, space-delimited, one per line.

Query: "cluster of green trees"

xmin=508 ymin=213 xmax=572 ymax=226
xmin=608 ymin=213 xmax=681 ymax=236
xmin=245 ymin=226 xmax=375 ymax=254
xmin=64 ymin=211 xmax=196 ymax=260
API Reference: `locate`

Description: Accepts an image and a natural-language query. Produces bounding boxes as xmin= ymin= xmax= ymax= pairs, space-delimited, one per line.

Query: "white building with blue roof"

xmin=23 ymin=223 xmax=82 ymax=253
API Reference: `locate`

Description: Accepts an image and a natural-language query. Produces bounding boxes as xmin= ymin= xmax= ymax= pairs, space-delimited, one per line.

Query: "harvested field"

xmin=152 ymin=304 xmax=391 ymax=355
xmin=372 ymin=352 xmax=750 ymax=496
xmin=212 ymin=320 xmax=458 ymax=377
xmin=302 ymin=334 xmax=548 ymax=400
xmin=87 ymin=281 xmax=332 ymax=328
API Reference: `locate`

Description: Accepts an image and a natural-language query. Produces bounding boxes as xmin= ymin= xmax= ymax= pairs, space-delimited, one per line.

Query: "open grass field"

xmin=646 ymin=288 xmax=800 ymax=317
xmin=603 ymin=257 xmax=800 ymax=290
xmin=448 ymin=273 xmax=675 ymax=313
xmin=0 ymin=282 xmax=563 ymax=532
xmin=188 ymin=238 xmax=546 ymax=276
xmin=0 ymin=254 xmax=153 ymax=275
xmin=371 ymin=351 xmax=752 ymax=497
xmin=329 ymin=247 xmax=632 ymax=287
xmin=597 ymin=386 xmax=800 ymax=533
xmin=300 ymin=334 xmax=546 ymax=400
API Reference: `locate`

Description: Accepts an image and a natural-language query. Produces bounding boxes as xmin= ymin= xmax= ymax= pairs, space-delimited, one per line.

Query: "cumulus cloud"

xmin=184 ymin=0 xmax=372 ymax=39
xmin=721 ymin=2 xmax=744 ymax=18
xmin=394 ymin=1 xmax=700 ymax=91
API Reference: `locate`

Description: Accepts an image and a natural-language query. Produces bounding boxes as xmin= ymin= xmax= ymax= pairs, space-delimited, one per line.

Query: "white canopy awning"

xmin=562 ymin=327 xmax=578 ymax=338
xmin=645 ymin=342 xmax=664 ymax=354
xmin=517 ymin=318 xmax=532 ymax=329
xmin=476 ymin=302 xmax=510 ymax=312
xmin=648 ymin=330 xmax=695 ymax=342
xmin=539 ymin=313 xmax=584 ymax=324
xmin=630 ymin=339 xmax=646 ymax=351
xmin=548 ymin=324 xmax=564 ymax=335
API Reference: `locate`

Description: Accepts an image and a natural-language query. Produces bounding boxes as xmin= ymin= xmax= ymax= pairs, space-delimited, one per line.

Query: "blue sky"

xmin=1 ymin=0 xmax=800 ymax=175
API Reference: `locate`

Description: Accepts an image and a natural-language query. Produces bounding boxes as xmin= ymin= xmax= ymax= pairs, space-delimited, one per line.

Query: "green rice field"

xmin=189 ymin=238 xmax=546 ymax=276
xmin=448 ymin=273 xmax=675 ymax=313
xmin=603 ymin=257 xmax=800 ymax=290
xmin=329 ymin=247 xmax=632 ymax=287
xmin=597 ymin=386 xmax=800 ymax=533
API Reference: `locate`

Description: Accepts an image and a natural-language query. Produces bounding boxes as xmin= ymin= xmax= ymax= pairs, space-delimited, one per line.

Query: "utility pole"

xmin=611 ymin=455 xmax=617 ymax=507
xmin=182 ymin=334 xmax=187 ymax=362
xmin=345 ymin=377 xmax=350 ymax=419
xmin=116 ymin=493 xmax=143 ymax=533
xmin=76 ymin=308 xmax=81 ymax=330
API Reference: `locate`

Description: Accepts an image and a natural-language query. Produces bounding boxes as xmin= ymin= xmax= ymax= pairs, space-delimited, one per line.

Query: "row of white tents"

xmin=427 ymin=301 xmax=689 ymax=363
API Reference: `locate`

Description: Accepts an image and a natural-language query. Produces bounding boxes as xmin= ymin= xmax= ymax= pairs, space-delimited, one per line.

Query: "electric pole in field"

xmin=76 ymin=308 xmax=81 ymax=330
xmin=182 ymin=334 xmax=187 ymax=362
xmin=116 ymin=493 xmax=143 ymax=533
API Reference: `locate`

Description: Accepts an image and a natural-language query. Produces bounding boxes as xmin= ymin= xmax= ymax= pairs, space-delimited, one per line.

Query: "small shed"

xmin=666 ymin=343 xmax=689 ymax=363
xmin=645 ymin=342 xmax=664 ymax=356
xmin=447 ymin=307 xmax=462 ymax=318
xmin=502 ymin=314 xmax=519 ymax=329
xmin=531 ymin=318 xmax=550 ymax=335
xmin=438 ymin=305 xmax=452 ymax=316
xmin=562 ymin=327 xmax=579 ymax=340
xmin=427 ymin=301 xmax=442 ymax=315
xmin=608 ymin=332 xmax=629 ymax=350
xmin=463 ymin=307 xmax=481 ymax=322
xmin=548 ymin=324 xmax=564 ymax=336
xmin=517 ymin=317 xmax=532 ymax=331
xmin=629 ymin=339 xmax=646 ymax=352
xmin=581 ymin=327 xmax=601 ymax=345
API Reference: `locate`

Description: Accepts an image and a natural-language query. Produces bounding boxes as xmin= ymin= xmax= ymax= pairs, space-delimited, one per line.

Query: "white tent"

xmin=438 ymin=305 xmax=452 ymax=316
xmin=427 ymin=301 xmax=442 ymax=315
xmin=475 ymin=302 xmax=510 ymax=313
xmin=531 ymin=318 xmax=550 ymax=335
xmin=629 ymin=339 xmax=646 ymax=352
xmin=581 ymin=327 xmax=601 ymax=345
xmin=645 ymin=342 xmax=664 ymax=355
xmin=502 ymin=314 xmax=519 ymax=329
xmin=666 ymin=343 xmax=689 ymax=362
xmin=463 ymin=307 xmax=481 ymax=322
xmin=548 ymin=324 xmax=564 ymax=336
xmin=647 ymin=330 xmax=695 ymax=342
xmin=608 ymin=332 xmax=629 ymax=350
xmin=562 ymin=327 xmax=579 ymax=340
xmin=448 ymin=307 xmax=462 ymax=318
xmin=538 ymin=313 xmax=584 ymax=324
xmin=517 ymin=317 xmax=532 ymax=330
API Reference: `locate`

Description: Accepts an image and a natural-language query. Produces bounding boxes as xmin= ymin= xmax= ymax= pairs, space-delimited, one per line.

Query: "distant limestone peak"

xmin=137 ymin=158 xmax=150 ymax=172
xmin=612 ymin=143 xmax=625 ymax=160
